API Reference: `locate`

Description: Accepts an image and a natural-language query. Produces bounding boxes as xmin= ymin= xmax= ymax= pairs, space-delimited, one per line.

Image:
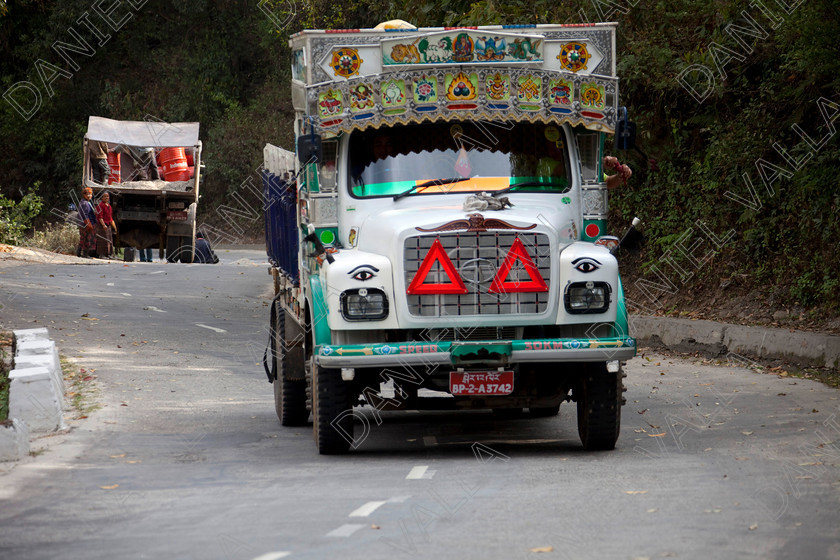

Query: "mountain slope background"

xmin=1 ymin=0 xmax=838 ymax=327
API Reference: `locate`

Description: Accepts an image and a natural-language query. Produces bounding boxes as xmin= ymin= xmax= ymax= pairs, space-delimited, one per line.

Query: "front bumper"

xmin=315 ymin=336 xmax=636 ymax=368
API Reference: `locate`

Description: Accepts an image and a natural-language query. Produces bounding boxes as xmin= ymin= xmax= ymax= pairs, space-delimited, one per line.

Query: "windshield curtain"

xmin=348 ymin=121 xmax=570 ymax=198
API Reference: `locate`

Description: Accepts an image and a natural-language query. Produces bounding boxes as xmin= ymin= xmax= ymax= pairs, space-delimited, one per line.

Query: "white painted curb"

xmin=0 ymin=419 xmax=30 ymax=462
xmin=5 ymin=329 xmax=67 ymax=445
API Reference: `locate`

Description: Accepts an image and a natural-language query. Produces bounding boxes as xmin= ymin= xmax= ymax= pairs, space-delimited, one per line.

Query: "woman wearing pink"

xmin=95 ymin=192 xmax=117 ymax=258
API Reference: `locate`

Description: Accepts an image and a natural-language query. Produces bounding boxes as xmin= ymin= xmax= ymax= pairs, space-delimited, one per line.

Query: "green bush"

xmin=0 ymin=186 xmax=43 ymax=246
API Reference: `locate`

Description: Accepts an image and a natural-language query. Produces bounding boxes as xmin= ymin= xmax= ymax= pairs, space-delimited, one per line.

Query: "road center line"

xmin=195 ymin=323 xmax=227 ymax=333
xmin=348 ymin=500 xmax=387 ymax=517
xmin=326 ymin=523 xmax=365 ymax=537
xmin=250 ymin=553 xmax=291 ymax=560
xmin=406 ymin=465 xmax=433 ymax=479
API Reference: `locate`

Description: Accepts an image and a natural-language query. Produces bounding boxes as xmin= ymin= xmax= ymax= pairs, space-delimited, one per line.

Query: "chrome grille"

xmin=405 ymin=232 xmax=551 ymax=317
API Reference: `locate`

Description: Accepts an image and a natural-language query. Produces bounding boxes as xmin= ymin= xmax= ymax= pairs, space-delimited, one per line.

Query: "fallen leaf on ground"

xmin=748 ymin=524 xmax=758 ymax=531
xmin=625 ymin=490 xmax=648 ymax=495
xmin=529 ymin=547 xmax=553 ymax=553
xmin=109 ymin=453 xmax=126 ymax=458
xmin=100 ymin=484 xmax=119 ymax=490
xmin=370 ymin=524 xmax=380 ymax=530
xmin=648 ymin=432 xmax=666 ymax=437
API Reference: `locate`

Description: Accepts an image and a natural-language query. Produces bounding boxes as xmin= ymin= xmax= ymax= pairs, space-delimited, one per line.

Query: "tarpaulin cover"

xmin=86 ymin=116 xmax=200 ymax=148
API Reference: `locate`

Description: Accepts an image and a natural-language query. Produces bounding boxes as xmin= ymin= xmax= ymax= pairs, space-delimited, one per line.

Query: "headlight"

xmin=340 ymin=288 xmax=389 ymax=321
xmin=564 ymin=281 xmax=611 ymax=314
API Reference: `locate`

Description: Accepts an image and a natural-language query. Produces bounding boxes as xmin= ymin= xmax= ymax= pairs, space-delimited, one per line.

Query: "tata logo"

xmin=459 ymin=258 xmax=496 ymax=285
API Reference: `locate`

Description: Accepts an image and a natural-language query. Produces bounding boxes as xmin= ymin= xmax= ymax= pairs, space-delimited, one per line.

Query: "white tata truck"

xmin=263 ymin=22 xmax=637 ymax=454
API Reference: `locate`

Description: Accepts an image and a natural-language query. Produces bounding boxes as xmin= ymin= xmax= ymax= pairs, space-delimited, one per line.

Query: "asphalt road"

xmin=0 ymin=249 xmax=838 ymax=560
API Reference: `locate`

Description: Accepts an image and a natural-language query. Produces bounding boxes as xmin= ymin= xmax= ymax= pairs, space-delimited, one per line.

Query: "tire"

xmin=165 ymin=236 xmax=179 ymax=263
xmin=312 ymin=357 xmax=353 ymax=455
xmin=529 ymin=404 xmax=560 ymax=418
xmin=179 ymin=236 xmax=194 ymax=263
xmin=576 ymin=362 xmax=622 ymax=450
xmin=272 ymin=303 xmax=308 ymax=426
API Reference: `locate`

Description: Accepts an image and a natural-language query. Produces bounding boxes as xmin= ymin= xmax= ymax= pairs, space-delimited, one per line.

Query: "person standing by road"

xmin=77 ymin=187 xmax=97 ymax=258
xmin=95 ymin=192 xmax=117 ymax=258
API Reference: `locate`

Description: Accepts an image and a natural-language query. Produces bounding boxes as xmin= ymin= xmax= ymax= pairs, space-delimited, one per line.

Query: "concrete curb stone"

xmin=631 ymin=316 xmax=840 ymax=370
xmin=0 ymin=328 xmax=67 ymax=462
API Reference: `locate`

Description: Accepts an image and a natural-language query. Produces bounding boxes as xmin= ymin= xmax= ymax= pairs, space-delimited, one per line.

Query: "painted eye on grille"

xmin=572 ymin=257 xmax=601 ymax=273
xmin=349 ymin=264 xmax=379 ymax=281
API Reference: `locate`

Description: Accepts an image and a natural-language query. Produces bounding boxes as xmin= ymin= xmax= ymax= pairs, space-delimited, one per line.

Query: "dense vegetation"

xmin=1 ymin=0 xmax=838 ymax=316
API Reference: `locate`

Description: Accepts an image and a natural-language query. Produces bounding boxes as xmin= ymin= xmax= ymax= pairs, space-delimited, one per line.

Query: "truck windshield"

xmin=348 ymin=121 xmax=570 ymax=198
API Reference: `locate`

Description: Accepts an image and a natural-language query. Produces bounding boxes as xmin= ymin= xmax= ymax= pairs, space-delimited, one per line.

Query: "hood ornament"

xmin=417 ymin=213 xmax=537 ymax=233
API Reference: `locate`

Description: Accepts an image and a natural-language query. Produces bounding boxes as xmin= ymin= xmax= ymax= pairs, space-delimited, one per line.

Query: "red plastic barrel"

xmin=107 ymin=152 xmax=121 ymax=184
xmin=186 ymin=152 xmax=194 ymax=166
xmin=159 ymin=147 xmax=190 ymax=181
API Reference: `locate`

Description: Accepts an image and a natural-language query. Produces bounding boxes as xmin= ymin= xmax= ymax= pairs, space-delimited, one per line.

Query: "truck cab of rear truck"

xmin=263 ymin=22 xmax=636 ymax=454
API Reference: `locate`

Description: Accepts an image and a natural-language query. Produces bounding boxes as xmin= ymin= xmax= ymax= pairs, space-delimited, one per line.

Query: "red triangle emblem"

xmin=407 ymin=239 xmax=468 ymax=295
xmin=489 ymin=238 xmax=548 ymax=293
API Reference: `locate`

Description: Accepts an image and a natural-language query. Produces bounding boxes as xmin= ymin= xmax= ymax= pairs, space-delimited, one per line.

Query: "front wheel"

xmin=576 ymin=363 xmax=622 ymax=450
xmin=312 ymin=357 xmax=353 ymax=455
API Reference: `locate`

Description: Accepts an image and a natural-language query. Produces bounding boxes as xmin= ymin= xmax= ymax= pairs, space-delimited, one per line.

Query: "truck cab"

xmin=264 ymin=23 xmax=636 ymax=454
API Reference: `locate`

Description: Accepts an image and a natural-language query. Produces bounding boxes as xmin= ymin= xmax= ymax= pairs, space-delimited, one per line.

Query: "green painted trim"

xmin=317 ymin=336 xmax=635 ymax=357
xmin=582 ymin=218 xmax=607 ymax=241
xmin=308 ymin=275 xmax=331 ymax=346
xmin=614 ymin=275 xmax=630 ymax=340
xmin=450 ymin=341 xmax=512 ymax=366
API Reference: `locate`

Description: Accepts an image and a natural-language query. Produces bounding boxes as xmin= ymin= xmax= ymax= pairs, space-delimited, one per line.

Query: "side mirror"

xmin=297 ymin=134 xmax=322 ymax=165
xmin=615 ymin=119 xmax=636 ymax=151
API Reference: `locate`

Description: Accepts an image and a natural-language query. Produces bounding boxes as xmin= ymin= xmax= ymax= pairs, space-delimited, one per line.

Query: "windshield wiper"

xmin=491 ymin=180 xmax=570 ymax=197
xmin=393 ymin=177 xmax=469 ymax=201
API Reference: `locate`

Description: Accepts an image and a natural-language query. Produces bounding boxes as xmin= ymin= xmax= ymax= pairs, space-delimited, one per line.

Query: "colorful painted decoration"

xmin=350 ymin=83 xmax=375 ymax=112
xmin=475 ymin=36 xmax=506 ymax=61
xmin=580 ymin=82 xmax=605 ymax=109
xmin=548 ymin=78 xmax=573 ymax=105
xmin=330 ymin=47 xmax=363 ymax=78
xmin=417 ymin=36 xmax=453 ymax=63
xmin=508 ymin=37 xmax=542 ymax=61
xmin=517 ymin=74 xmax=542 ymax=102
xmin=558 ymin=42 xmax=590 ymax=73
xmin=413 ymin=75 xmax=438 ymax=104
xmin=390 ymin=40 xmax=423 ymax=64
xmin=381 ymin=79 xmax=406 ymax=107
xmin=383 ymin=31 xmax=543 ymax=66
xmin=318 ymin=89 xmax=343 ymax=117
xmin=446 ymin=72 xmax=477 ymax=101
xmin=451 ymin=33 xmax=474 ymax=62
xmin=486 ymin=73 xmax=511 ymax=101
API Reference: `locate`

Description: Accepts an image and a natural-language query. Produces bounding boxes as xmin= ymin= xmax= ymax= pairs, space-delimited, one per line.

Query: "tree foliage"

xmin=0 ymin=0 xmax=837 ymax=311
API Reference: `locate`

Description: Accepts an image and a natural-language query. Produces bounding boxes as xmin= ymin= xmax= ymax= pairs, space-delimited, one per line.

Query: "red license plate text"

xmin=450 ymin=370 xmax=514 ymax=396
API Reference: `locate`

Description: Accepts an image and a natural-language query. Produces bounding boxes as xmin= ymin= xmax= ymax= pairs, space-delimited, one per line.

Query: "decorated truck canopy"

xmin=289 ymin=23 xmax=619 ymax=135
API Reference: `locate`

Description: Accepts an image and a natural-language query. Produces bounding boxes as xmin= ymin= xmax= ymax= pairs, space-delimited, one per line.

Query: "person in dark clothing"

xmin=193 ymin=231 xmax=219 ymax=264
xmin=77 ymin=187 xmax=97 ymax=258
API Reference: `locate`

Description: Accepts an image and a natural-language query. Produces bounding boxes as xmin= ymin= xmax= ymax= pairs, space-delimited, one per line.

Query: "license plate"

xmin=168 ymin=210 xmax=188 ymax=221
xmin=450 ymin=371 xmax=514 ymax=396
